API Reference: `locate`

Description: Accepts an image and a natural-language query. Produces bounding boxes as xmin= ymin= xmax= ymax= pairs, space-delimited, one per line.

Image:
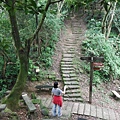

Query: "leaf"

xmin=30 ymin=0 xmax=37 ymax=8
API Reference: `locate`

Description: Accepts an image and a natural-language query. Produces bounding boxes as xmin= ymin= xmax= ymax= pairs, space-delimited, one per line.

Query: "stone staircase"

xmin=60 ymin=19 xmax=83 ymax=102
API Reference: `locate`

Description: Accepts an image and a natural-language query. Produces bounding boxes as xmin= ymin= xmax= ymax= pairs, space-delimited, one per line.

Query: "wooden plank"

xmin=80 ymin=56 xmax=91 ymax=62
xmin=102 ymin=108 xmax=109 ymax=120
xmin=84 ymin=104 xmax=90 ymax=116
xmin=93 ymin=57 xmax=104 ymax=62
xmin=22 ymin=94 xmax=36 ymax=112
xmin=96 ymin=106 xmax=103 ymax=119
xmin=71 ymin=102 xmax=79 ymax=114
xmin=62 ymin=101 xmax=68 ymax=110
xmin=78 ymin=103 xmax=84 ymax=115
xmin=80 ymin=56 xmax=104 ymax=62
xmin=90 ymin=105 xmax=96 ymax=117
xmin=62 ymin=101 xmax=74 ymax=117
xmin=108 ymin=109 xmax=116 ymax=120
xmin=66 ymin=102 xmax=74 ymax=113
xmin=112 ymin=90 xmax=120 ymax=99
xmin=114 ymin=111 xmax=120 ymax=120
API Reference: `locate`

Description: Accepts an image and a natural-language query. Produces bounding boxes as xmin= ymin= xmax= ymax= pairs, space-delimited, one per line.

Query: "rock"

xmin=41 ymin=108 xmax=49 ymax=116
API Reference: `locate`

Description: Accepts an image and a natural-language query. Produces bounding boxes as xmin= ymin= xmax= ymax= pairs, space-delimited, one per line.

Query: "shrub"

xmin=82 ymin=19 xmax=120 ymax=83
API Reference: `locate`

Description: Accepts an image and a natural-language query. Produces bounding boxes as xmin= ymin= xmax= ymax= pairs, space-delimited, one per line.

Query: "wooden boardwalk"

xmin=41 ymin=97 xmax=120 ymax=120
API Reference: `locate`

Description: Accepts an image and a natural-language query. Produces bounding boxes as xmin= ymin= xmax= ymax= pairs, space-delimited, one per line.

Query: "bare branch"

xmin=50 ymin=0 xmax=63 ymax=4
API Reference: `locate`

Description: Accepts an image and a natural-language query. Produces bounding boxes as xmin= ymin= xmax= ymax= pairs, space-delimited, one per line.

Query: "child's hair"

xmin=54 ymin=82 xmax=58 ymax=88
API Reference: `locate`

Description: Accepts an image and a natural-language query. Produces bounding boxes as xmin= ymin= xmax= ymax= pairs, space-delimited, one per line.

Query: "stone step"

xmin=64 ymin=44 xmax=76 ymax=47
xmin=72 ymin=32 xmax=82 ymax=34
xmin=61 ymin=67 xmax=75 ymax=71
xmin=66 ymin=51 xmax=75 ymax=54
xmin=72 ymin=27 xmax=81 ymax=30
xmin=61 ymin=61 xmax=73 ymax=65
xmin=64 ymin=41 xmax=77 ymax=44
xmin=64 ymin=81 xmax=79 ymax=85
xmin=67 ymin=85 xmax=80 ymax=89
xmin=62 ymin=73 xmax=76 ymax=78
xmin=61 ymin=64 xmax=74 ymax=68
xmin=63 ymin=48 xmax=75 ymax=51
xmin=63 ymin=54 xmax=74 ymax=58
xmin=72 ymin=30 xmax=82 ymax=34
xmin=63 ymin=47 xmax=75 ymax=50
xmin=63 ymin=46 xmax=75 ymax=50
xmin=63 ymin=77 xmax=78 ymax=81
xmin=61 ymin=70 xmax=75 ymax=74
xmin=61 ymin=59 xmax=73 ymax=62
xmin=64 ymin=93 xmax=81 ymax=98
xmin=72 ymin=24 xmax=81 ymax=27
xmin=65 ymin=89 xmax=80 ymax=94
xmin=63 ymin=97 xmax=83 ymax=102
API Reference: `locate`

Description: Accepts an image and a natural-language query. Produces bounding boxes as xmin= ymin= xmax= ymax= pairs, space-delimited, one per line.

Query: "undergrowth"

xmin=81 ymin=19 xmax=120 ymax=85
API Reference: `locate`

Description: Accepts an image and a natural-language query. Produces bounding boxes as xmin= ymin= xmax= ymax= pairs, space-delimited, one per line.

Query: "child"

xmin=51 ymin=82 xmax=67 ymax=117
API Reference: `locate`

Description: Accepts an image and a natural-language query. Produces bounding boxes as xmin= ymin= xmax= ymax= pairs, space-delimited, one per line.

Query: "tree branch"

xmin=29 ymin=0 xmax=51 ymax=44
xmin=5 ymin=0 xmax=22 ymax=50
xmin=50 ymin=0 xmax=63 ymax=4
xmin=29 ymin=0 xmax=63 ymax=44
xmin=0 ymin=50 xmax=10 ymax=60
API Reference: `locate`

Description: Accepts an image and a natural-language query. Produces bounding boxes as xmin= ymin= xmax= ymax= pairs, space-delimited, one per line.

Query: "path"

xmin=61 ymin=17 xmax=82 ymax=102
xmin=42 ymin=15 xmax=120 ymax=119
xmin=41 ymin=96 xmax=120 ymax=120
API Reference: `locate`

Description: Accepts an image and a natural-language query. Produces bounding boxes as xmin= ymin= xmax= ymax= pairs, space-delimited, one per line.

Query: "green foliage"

xmin=0 ymin=80 xmax=7 ymax=99
xmin=28 ymin=59 xmax=56 ymax=81
xmin=18 ymin=13 xmax=36 ymax=41
xmin=0 ymin=12 xmax=12 ymax=53
xmin=112 ymin=8 xmax=120 ymax=36
xmin=82 ymin=19 xmax=120 ymax=84
xmin=0 ymin=12 xmax=19 ymax=97
xmin=0 ymin=63 xmax=19 ymax=98
xmin=28 ymin=60 xmax=38 ymax=81
xmin=38 ymin=12 xmax=64 ymax=68
xmin=32 ymin=99 xmax=41 ymax=104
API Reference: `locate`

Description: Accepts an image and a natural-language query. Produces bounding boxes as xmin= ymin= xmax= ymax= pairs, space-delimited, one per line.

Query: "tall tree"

xmin=101 ymin=0 xmax=118 ymax=39
xmin=1 ymin=0 xmax=62 ymax=111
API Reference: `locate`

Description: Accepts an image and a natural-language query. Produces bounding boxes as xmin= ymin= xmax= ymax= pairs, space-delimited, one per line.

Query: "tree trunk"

xmin=4 ymin=0 xmax=29 ymax=110
xmin=102 ymin=4 xmax=112 ymax=35
xmin=5 ymin=50 xmax=29 ymax=111
xmin=57 ymin=0 xmax=65 ymax=17
xmin=106 ymin=1 xmax=117 ymax=39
